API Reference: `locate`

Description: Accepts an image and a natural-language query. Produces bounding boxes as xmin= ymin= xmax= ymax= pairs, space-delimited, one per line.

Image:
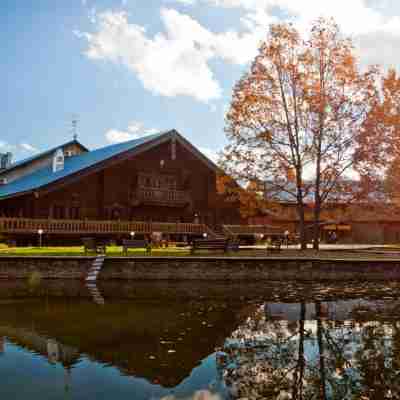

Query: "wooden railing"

xmin=222 ymin=224 xmax=284 ymax=236
xmin=136 ymin=188 xmax=190 ymax=205
xmin=0 ymin=218 xmax=208 ymax=235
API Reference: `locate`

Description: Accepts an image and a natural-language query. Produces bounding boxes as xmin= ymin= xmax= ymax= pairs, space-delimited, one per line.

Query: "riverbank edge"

xmin=1 ymin=255 xmax=400 ymax=281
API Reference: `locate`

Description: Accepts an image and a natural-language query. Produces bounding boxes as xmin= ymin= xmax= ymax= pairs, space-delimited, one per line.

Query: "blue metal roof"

xmin=0 ymin=132 xmax=167 ymax=199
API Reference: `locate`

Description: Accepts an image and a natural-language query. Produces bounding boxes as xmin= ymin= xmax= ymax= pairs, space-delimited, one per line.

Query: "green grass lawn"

xmin=1 ymin=244 xmax=399 ymax=258
xmin=0 ymin=245 xmax=192 ymax=257
xmin=0 ymin=245 xmax=266 ymax=257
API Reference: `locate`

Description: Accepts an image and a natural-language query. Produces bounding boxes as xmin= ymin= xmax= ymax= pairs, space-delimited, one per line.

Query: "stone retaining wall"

xmin=0 ymin=257 xmax=93 ymax=280
xmin=1 ymin=256 xmax=400 ymax=281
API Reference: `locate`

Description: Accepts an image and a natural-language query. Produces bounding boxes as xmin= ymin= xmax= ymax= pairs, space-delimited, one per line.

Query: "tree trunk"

xmin=296 ymin=171 xmax=307 ymax=250
xmin=313 ymin=203 xmax=321 ymax=250
xmin=297 ymin=202 xmax=307 ymax=250
xmin=316 ymin=301 xmax=328 ymax=400
xmin=292 ymin=302 xmax=306 ymax=400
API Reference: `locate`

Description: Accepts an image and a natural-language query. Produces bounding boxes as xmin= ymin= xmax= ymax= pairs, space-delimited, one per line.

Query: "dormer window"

xmin=0 ymin=152 xmax=12 ymax=170
xmin=52 ymin=149 xmax=65 ymax=173
xmin=65 ymin=150 xmax=75 ymax=157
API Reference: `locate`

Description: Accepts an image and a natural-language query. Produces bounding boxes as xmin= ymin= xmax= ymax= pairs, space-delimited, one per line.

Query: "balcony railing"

xmin=135 ymin=188 xmax=190 ymax=206
xmin=0 ymin=218 xmax=208 ymax=235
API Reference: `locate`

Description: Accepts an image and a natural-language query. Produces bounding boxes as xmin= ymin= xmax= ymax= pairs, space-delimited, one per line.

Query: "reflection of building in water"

xmin=0 ymin=336 xmax=4 ymax=355
xmin=0 ymin=298 xmax=244 ymax=389
xmin=0 ymin=326 xmax=81 ymax=370
xmin=0 ymin=327 xmax=79 ymax=394
xmin=86 ymin=283 xmax=105 ymax=305
xmin=47 ymin=339 xmax=60 ymax=363
xmin=264 ymin=299 xmax=391 ymax=321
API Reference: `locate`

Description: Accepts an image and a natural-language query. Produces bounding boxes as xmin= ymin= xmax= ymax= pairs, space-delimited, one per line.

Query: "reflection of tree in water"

xmin=218 ymin=304 xmax=302 ymax=399
xmin=353 ymin=322 xmax=400 ymax=399
xmin=219 ymin=301 xmax=400 ymax=399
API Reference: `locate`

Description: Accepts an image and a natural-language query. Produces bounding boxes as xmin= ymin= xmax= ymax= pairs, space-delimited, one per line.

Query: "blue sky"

xmin=2 ymin=0 xmax=400 ymax=163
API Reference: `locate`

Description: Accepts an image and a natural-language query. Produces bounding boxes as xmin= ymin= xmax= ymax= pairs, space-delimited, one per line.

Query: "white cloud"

xmin=161 ymin=390 xmax=223 ymax=400
xmin=78 ymin=6 xmax=274 ymax=101
xmin=199 ymin=146 xmax=220 ymax=163
xmin=144 ymin=128 xmax=159 ymax=134
xmin=127 ymin=121 xmax=143 ymax=133
xmin=105 ymin=129 xmax=137 ymax=143
xmin=0 ymin=141 xmax=16 ymax=153
xmin=105 ymin=121 xmax=159 ymax=143
xmin=199 ymin=0 xmax=400 ymax=68
xmin=169 ymin=0 xmax=197 ymax=4
xmin=79 ymin=9 xmax=222 ymax=102
xmin=79 ymin=1 xmax=400 ymax=103
xmin=20 ymin=143 xmax=39 ymax=153
xmin=127 ymin=120 xmax=159 ymax=135
xmin=0 ymin=141 xmax=39 ymax=159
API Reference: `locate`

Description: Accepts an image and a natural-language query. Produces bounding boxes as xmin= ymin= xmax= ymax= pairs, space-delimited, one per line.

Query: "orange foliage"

xmin=221 ymin=17 xmax=382 ymax=249
xmin=360 ymin=69 xmax=400 ymax=200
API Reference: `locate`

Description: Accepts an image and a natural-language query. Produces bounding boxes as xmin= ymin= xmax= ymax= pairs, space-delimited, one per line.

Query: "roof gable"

xmin=169 ymin=130 xmax=218 ymax=172
xmin=0 ymin=130 xmax=217 ymax=200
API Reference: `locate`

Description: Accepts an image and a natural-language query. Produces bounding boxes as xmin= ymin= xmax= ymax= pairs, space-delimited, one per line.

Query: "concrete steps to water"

xmin=86 ymin=256 xmax=105 ymax=283
xmin=86 ymin=282 xmax=105 ymax=305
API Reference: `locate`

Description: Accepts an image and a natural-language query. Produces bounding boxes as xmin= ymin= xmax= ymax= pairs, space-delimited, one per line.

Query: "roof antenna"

xmin=70 ymin=114 xmax=79 ymax=141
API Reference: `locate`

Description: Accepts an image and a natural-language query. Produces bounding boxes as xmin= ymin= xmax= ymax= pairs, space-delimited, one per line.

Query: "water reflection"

xmin=219 ymin=302 xmax=400 ymax=399
xmin=0 ymin=280 xmax=399 ymax=399
xmin=86 ymin=282 xmax=105 ymax=305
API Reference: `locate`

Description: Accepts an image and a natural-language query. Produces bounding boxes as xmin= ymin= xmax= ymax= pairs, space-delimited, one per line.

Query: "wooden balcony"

xmin=0 ymin=218 xmax=208 ymax=236
xmin=135 ymin=188 xmax=190 ymax=207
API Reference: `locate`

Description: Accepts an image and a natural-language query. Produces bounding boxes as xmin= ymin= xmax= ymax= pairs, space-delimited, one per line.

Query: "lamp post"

xmin=203 ymin=232 xmax=208 ymax=239
xmin=38 ymin=229 xmax=44 ymax=248
xmin=130 ymin=231 xmax=135 ymax=239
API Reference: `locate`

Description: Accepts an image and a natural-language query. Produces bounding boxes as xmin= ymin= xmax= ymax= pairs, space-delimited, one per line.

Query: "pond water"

xmin=0 ymin=280 xmax=400 ymax=399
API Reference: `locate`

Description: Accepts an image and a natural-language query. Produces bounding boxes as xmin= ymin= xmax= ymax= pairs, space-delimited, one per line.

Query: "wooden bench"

xmin=226 ymin=239 xmax=240 ymax=252
xmin=122 ymin=239 xmax=151 ymax=256
xmin=82 ymin=238 xmax=106 ymax=255
xmin=267 ymin=239 xmax=282 ymax=253
xmin=191 ymin=238 xmax=239 ymax=254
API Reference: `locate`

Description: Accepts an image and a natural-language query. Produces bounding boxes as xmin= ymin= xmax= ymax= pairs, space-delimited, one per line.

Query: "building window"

xmin=138 ymin=173 xmax=179 ymax=191
xmin=53 ymin=205 xmax=65 ymax=219
xmin=70 ymin=207 xmax=80 ymax=220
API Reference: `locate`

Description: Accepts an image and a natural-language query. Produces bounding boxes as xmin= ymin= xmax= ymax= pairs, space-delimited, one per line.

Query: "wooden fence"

xmin=0 ymin=218 xmax=208 ymax=235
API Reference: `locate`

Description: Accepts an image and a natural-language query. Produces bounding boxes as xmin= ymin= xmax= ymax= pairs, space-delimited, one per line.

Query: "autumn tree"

xmin=361 ymin=69 xmax=400 ymax=203
xmin=216 ymin=174 xmax=272 ymax=220
xmin=222 ymin=18 xmax=379 ymax=249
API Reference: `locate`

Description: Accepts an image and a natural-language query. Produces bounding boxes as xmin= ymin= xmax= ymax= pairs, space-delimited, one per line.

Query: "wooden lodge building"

xmin=2 ymin=128 xmax=399 ymax=245
xmin=0 ymin=130 xmax=242 ymax=244
xmin=249 ymin=189 xmax=400 ymax=245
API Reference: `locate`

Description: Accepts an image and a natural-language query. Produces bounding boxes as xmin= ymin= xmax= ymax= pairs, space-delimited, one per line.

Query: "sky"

xmin=2 ymin=0 xmax=400 ymax=164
